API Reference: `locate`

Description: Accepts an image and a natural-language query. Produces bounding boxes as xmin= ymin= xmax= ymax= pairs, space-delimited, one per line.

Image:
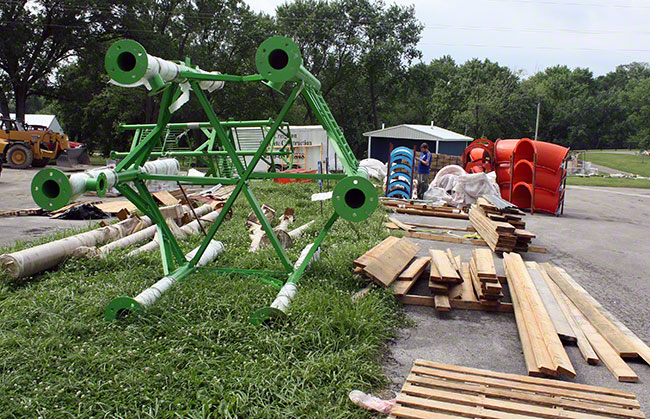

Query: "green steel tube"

xmin=255 ymin=37 xmax=321 ymax=91
xmin=110 ymin=150 xmax=291 ymax=159
xmin=105 ymin=39 xmax=225 ymax=94
xmin=250 ymin=212 xmax=339 ymax=325
xmin=118 ymin=120 xmax=276 ymax=131
xmin=104 ymin=263 xmax=195 ymax=321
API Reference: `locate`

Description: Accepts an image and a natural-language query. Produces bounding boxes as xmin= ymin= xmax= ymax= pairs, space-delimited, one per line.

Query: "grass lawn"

xmin=0 ymin=181 xmax=401 ymax=418
xmin=566 ymin=176 xmax=650 ymax=188
xmin=583 ymin=152 xmax=650 ymax=177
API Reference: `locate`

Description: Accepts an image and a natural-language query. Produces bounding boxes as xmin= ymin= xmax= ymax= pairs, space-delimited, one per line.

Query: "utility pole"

xmin=534 ymin=102 xmax=541 ymax=141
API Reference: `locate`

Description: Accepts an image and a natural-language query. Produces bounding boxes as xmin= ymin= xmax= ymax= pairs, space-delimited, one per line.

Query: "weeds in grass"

xmin=0 ymin=180 xmax=401 ymax=418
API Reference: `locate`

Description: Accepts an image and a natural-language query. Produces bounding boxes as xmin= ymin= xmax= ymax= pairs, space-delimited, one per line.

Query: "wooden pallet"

xmin=390 ymin=359 xmax=645 ymax=419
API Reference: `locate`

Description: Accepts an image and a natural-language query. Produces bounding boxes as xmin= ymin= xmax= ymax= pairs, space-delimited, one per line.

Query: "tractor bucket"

xmin=56 ymin=146 xmax=91 ymax=167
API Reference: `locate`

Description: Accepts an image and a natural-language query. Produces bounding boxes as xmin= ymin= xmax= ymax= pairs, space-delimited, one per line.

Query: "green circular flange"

xmin=95 ymin=172 xmax=108 ymax=198
xmin=105 ymin=39 xmax=149 ymax=85
xmin=104 ymin=296 xmax=143 ymax=321
xmin=31 ymin=168 xmax=72 ymax=211
xmin=250 ymin=306 xmax=287 ymax=326
xmin=255 ymin=37 xmax=302 ymax=83
xmin=331 ymin=176 xmax=379 ymax=222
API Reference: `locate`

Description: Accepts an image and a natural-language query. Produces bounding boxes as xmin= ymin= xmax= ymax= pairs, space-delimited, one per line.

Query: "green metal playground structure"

xmin=114 ymin=119 xmax=296 ymax=176
xmin=30 ymin=36 xmax=378 ymax=325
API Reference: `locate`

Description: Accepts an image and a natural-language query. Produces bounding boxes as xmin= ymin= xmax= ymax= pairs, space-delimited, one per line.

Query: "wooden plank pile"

xmin=384 ymin=216 xmax=547 ymax=253
xmin=396 ymin=247 xmax=513 ymax=313
xmin=381 ymin=199 xmax=469 ymax=220
xmin=390 ymin=359 xmax=645 ymax=419
xmin=353 ymin=236 xmax=420 ymax=288
xmin=428 ymin=249 xmax=462 ymax=311
xmin=469 ymin=203 xmax=536 ymax=253
xmin=503 ymin=252 xmax=576 ymax=378
xmin=469 ymin=248 xmax=504 ymax=304
xmin=427 ymin=152 xmax=462 ymax=174
xmin=503 ymin=253 xmax=649 ymax=382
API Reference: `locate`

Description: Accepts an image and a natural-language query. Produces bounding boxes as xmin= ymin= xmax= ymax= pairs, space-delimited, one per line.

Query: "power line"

xmin=419 ymin=41 xmax=650 ymax=53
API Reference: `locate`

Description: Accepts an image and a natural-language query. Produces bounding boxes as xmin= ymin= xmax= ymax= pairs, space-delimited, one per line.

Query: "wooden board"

xmin=363 ymin=238 xmax=419 ymax=287
xmin=399 ymin=257 xmax=431 ymax=281
xmin=95 ymin=200 xmax=138 ymax=214
xmin=389 ymin=216 xmax=414 ymax=231
xmin=536 ymin=265 xmax=599 ymax=365
xmin=354 ymin=236 xmax=400 ymax=268
xmin=504 ymin=253 xmax=575 ymax=378
xmin=391 ymin=360 xmax=644 ymax=419
xmin=554 ymin=267 xmax=650 ymax=367
xmin=399 ymin=295 xmax=513 ymax=313
xmin=429 ymin=250 xmax=460 ymax=282
xmin=472 ymin=248 xmax=497 ymax=280
xmin=526 ymin=262 xmax=577 ymax=343
xmin=457 ymin=263 xmax=477 ymax=302
xmin=434 ymin=295 xmax=451 ymax=312
xmin=561 ymin=291 xmax=638 ymax=383
xmin=152 ymin=190 xmax=180 ymax=206
xmin=392 ymin=257 xmax=430 ymax=297
xmin=542 ymin=263 xmax=638 ymax=358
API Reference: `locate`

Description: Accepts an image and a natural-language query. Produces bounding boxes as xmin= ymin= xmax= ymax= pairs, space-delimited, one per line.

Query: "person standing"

xmin=416 ymin=142 xmax=431 ymax=199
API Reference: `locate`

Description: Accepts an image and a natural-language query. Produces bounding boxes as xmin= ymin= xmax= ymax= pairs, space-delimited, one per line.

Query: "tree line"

xmin=1 ymin=0 xmax=648 ymax=157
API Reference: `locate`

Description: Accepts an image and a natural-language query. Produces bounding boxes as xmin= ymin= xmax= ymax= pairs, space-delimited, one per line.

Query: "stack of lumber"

xmin=477 ymin=196 xmax=537 ymax=251
xmin=503 ymin=252 xmax=576 ymax=378
xmin=427 ymin=153 xmax=462 ymax=174
xmin=428 ymin=249 xmax=462 ymax=311
xmin=536 ymin=263 xmax=648 ymax=383
xmin=381 ymin=199 xmax=469 ymax=220
xmin=470 ymin=204 xmax=537 ymax=253
xmin=396 ymin=247 xmax=513 ymax=313
xmin=390 ymin=359 xmax=645 ymax=419
xmin=469 ymin=249 xmax=503 ymax=303
xmin=384 ymin=216 xmax=547 ymax=253
xmin=353 ymin=236 xmax=420 ymax=288
xmin=477 ymin=196 xmax=525 ymax=228
xmin=391 ymin=256 xmax=430 ymax=297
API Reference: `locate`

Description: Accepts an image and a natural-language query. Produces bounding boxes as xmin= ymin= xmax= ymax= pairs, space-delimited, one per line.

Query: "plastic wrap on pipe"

xmin=268 ymin=243 xmax=321 ymax=314
xmin=126 ymin=206 xmax=219 ymax=257
xmin=143 ymin=158 xmax=180 ymax=175
xmin=133 ymin=240 xmax=224 ymax=308
xmin=0 ymin=217 xmax=144 ymax=279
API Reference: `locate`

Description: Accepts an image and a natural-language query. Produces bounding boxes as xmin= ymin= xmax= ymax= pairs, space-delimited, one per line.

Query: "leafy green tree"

xmin=0 ymin=0 xmax=118 ymax=122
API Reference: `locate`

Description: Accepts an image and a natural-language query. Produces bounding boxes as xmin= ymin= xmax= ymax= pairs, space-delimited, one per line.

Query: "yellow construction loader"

xmin=0 ymin=117 xmax=89 ymax=168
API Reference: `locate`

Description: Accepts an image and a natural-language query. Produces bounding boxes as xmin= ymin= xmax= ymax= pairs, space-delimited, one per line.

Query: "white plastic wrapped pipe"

xmin=143 ymin=158 xmax=180 ymax=176
xmin=98 ymin=204 xmax=213 ymax=257
xmin=127 ymin=207 xmax=221 ymax=257
xmin=269 ymin=243 xmax=321 ymax=313
xmin=0 ymin=217 xmax=144 ymax=279
xmin=110 ymin=54 xmax=224 ymax=93
xmin=134 ymin=240 xmax=224 ymax=308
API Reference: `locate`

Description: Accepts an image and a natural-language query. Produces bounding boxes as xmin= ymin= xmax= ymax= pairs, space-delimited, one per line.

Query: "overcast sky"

xmin=246 ymin=0 xmax=650 ymax=77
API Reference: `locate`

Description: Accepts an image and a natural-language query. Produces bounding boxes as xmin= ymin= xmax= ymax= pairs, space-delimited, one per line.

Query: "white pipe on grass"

xmin=134 ymin=240 xmax=224 ymax=308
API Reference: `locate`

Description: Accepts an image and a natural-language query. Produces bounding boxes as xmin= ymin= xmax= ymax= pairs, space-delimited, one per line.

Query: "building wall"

xmin=369 ymin=137 xmax=437 ymax=163
xmin=438 ymin=140 xmax=469 ymax=156
xmin=369 ymin=137 xmax=467 ymax=162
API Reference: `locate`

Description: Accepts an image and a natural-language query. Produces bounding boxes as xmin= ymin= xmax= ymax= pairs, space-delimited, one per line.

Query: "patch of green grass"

xmin=583 ymin=152 xmax=650 ymax=177
xmin=89 ymin=154 xmax=108 ymax=166
xmin=0 ymin=181 xmax=400 ymax=418
xmin=566 ymin=176 xmax=650 ymax=188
